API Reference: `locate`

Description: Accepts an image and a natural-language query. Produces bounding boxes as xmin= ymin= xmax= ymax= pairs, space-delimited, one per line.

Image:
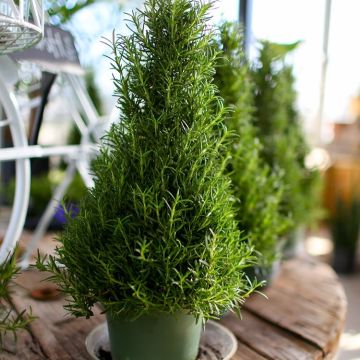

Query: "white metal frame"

xmin=0 ymin=55 xmax=108 ymax=266
xmin=0 ymin=56 xmax=30 ymax=264
xmin=19 ymin=74 xmax=102 ymax=268
xmin=0 ymin=0 xmax=109 ymax=266
xmin=0 ymin=0 xmax=44 ymax=54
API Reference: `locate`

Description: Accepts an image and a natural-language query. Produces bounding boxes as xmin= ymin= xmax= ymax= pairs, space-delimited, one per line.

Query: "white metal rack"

xmin=0 ymin=0 xmax=43 ymax=54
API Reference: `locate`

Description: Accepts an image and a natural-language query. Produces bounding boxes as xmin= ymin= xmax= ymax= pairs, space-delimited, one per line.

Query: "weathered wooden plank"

xmin=244 ymin=258 xmax=346 ymax=355
xmin=50 ymin=316 xmax=104 ymax=360
xmin=275 ymin=258 xmax=347 ymax=314
xmin=221 ymin=311 xmax=323 ymax=360
xmin=10 ymin=270 xmax=105 ymax=360
xmin=273 ymin=281 xmax=346 ymax=321
xmin=324 ymin=350 xmax=338 ymax=360
xmin=244 ymin=290 xmax=342 ymax=353
xmin=0 ymin=327 xmax=46 ymax=360
xmin=231 ymin=342 xmax=268 ymax=360
xmin=2 ymin=257 xmax=346 ymax=360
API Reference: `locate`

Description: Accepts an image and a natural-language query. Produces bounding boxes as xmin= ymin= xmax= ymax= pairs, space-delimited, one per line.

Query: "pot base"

xmin=86 ymin=320 xmax=237 ymax=360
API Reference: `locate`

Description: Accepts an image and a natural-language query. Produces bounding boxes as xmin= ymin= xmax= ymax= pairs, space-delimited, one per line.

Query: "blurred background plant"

xmin=46 ymin=0 xmax=97 ymax=24
xmin=330 ymin=193 xmax=360 ymax=273
xmin=214 ymin=22 xmax=290 ymax=282
xmin=252 ymin=40 xmax=324 ymax=256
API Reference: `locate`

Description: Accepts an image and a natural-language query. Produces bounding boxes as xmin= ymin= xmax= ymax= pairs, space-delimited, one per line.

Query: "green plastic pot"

xmin=282 ymin=226 xmax=305 ymax=259
xmin=106 ymin=312 xmax=203 ymax=360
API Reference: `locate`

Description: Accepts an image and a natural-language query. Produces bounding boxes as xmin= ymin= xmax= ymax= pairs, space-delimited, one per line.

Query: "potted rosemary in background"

xmin=252 ymin=40 xmax=323 ymax=258
xmin=213 ymin=22 xmax=290 ymax=283
xmin=331 ymin=194 xmax=360 ymax=273
xmin=36 ymin=1 xmax=257 ymax=359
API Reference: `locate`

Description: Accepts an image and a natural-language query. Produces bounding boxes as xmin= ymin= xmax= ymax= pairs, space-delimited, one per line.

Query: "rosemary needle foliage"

xmin=252 ymin=41 xmax=322 ymax=229
xmin=213 ymin=23 xmax=289 ymax=270
xmin=36 ymin=0 xmax=257 ymax=321
xmin=0 ymin=254 xmax=35 ymax=350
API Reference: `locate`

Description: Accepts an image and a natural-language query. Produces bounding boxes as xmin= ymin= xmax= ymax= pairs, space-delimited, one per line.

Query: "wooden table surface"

xmin=0 ymin=257 xmax=347 ymax=360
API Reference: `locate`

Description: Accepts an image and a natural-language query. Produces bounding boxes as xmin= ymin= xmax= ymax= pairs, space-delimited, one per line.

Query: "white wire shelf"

xmin=0 ymin=0 xmax=43 ymax=54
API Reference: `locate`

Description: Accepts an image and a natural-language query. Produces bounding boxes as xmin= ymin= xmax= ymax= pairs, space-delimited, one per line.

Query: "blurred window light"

xmin=305 ymin=147 xmax=331 ymax=171
xmin=340 ymin=333 xmax=360 ymax=351
xmin=208 ymin=0 xmax=239 ymax=24
xmin=305 ymin=236 xmax=333 ymax=257
xmin=250 ymin=0 xmax=360 ymax=143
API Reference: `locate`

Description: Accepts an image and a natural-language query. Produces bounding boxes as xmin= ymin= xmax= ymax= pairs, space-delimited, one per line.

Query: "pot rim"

xmin=85 ymin=319 xmax=237 ymax=360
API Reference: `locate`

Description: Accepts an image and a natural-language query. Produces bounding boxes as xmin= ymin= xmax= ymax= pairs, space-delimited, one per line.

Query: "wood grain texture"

xmin=221 ymin=311 xmax=323 ymax=360
xmin=244 ymin=258 xmax=347 ymax=356
xmin=0 ymin=257 xmax=346 ymax=359
xmin=10 ymin=270 xmax=105 ymax=360
xmin=231 ymin=342 xmax=268 ymax=360
xmin=0 ymin=328 xmax=46 ymax=360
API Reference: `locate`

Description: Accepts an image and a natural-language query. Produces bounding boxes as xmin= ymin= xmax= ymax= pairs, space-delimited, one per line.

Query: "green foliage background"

xmin=37 ymin=0 xmax=257 ymax=321
xmin=213 ymin=23 xmax=289 ymax=270
xmin=46 ymin=0 xmax=97 ymax=24
xmin=3 ymin=173 xmax=86 ymax=217
xmin=252 ymin=41 xmax=322 ymax=230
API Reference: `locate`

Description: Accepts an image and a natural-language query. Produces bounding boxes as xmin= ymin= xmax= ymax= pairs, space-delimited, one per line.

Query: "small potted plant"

xmin=252 ymin=40 xmax=323 ymax=258
xmin=36 ymin=1 xmax=257 ymax=359
xmin=331 ymin=195 xmax=360 ymax=273
xmin=213 ymin=22 xmax=289 ymax=283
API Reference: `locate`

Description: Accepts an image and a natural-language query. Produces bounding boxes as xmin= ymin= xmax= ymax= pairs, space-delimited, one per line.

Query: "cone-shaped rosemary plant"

xmin=36 ymin=0 xmax=257 ymax=321
xmin=213 ymin=23 xmax=289 ymax=274
xmin=252 ymin=41 xmax=322 ymax=230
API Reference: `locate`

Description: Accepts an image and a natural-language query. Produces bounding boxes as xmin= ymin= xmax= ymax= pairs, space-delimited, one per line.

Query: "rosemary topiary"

xmin=0 ymin=254 xmax=34 ymax=350
xmin=252 ymin=40 xmax=322 ymax=230
xmin=37 ymin=0 xmax=257 ymax=321
xmin=213 ymin=23 xmax=289 ymax=272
